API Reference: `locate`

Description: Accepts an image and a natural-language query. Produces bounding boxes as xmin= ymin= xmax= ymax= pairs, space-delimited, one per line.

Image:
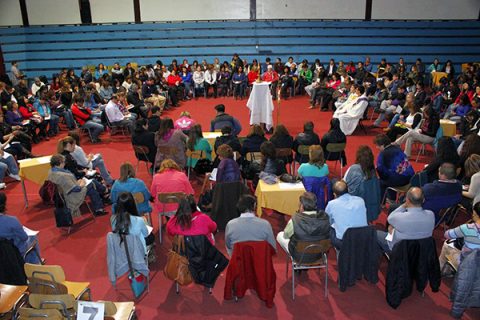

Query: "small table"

xmin=431 ymin=72 xmax=448 ymax=86
xmin=255 ymin=180 xmax=306 ymax=216
xmin=440 ymin=119 xmax=457 ymax=137
xmin=247 ymin=82 xmax=274 ymax=131
xmin=18 ymin=155 xmax=52 ymax=207
xmin=203 ymin=131 xmax=222 ymax=158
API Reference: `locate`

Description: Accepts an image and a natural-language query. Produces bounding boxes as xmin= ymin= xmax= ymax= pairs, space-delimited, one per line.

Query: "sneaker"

xmin=8 ymin=173 xmax=21 ymax=181
xmin=0 ymin=183 xmax=5 ymax=189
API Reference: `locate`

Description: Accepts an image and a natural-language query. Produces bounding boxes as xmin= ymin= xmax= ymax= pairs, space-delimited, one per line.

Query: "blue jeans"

xmin=55 ymin=109 xmax=75 ymax=129
xmin=92 ymin=155 xmax=114 ymax=185
xmin=47 ymin=114 xmax=60 ymax=134
xmin=23 ymin=235 xmax=42 ymax=264
xmin=112 ymin=119 xmax=134 ymax=133
xmin=82 ymin=120 xmax=104 ymax=140
xmin=86 ymin=180 xmax=106 ymax=211
xmin=389 ymin=114 xmax=401 ymax=128
xmin=0 ymin=155 xmax=19 ymax=181
xmin=376 ymin=230 xmax=392 ymax=254
xmin=330 ymin=227 xmax=343 ymax=250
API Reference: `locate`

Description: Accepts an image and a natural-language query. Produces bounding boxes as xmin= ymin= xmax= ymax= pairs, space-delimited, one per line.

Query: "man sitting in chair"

xmin=105 ymin=94 xmax=135 ymax=133
xmin=376 ymin=187 xmax=435 ymax=254
xmin=276 ymin=192 xmax=330 ymax=260
xmin=325 ymin=180 xmax=368 ymax=250
xmin=225 ymin=195 xmax=276 ymax=257
xmin=333 ymin=85 xmax=368 ymax=135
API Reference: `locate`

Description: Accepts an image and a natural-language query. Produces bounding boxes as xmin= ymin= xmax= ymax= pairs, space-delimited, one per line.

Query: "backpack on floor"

xmin=53 ymin=186 xmax=73 ymax=228
xmin=39 ymin=180 xmax=57 ymax=205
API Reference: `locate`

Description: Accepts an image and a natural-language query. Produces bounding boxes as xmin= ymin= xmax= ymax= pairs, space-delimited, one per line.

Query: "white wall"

xmin=26 ymin=0 xmax=81 ymax=25
xmin=0 ymin=0 xmax=23 ymax=26
xmin=257 ymin=0 xmax=366 ymax=20
xmin=90 ymin=0 xmax=134 ymax=23
xmin=372 ymin=0 xmax=480 ymax=20
xmin=140 ymin=0 xmax=250 ymax=21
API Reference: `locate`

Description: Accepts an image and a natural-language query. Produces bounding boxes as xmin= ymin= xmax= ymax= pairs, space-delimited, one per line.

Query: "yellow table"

xmin=440 ymin=119 xmax=457 ymax=137
xmin=18 ymin=155 xmax=52 ymax=207
xmin=255 ymin=180 xmax=306 ymax=216
xmin=432 ymin=72 xmax=448 ymax=86
xmin=203 ymin=131 xmax=222 ymax=158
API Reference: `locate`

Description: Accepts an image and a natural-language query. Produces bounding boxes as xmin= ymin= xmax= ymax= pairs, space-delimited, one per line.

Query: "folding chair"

xmin=186 ymin=150 xmax=206 ymax=179
xmin=132 ymin=145 xmax=152 ymax=176
xmin=325 ymin=143 xmax=346 ymax=177
xmin=415 ymin=126 xmax=443 ymax=162
xmin=157 ymin=192 xmax=186 ymax=244
xmin=0 ymin=283 xmax=28 ymax=320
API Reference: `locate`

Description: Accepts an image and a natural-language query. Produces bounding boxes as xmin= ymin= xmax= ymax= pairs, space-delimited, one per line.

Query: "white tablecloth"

xmin=246 ymin=82 xmax=274 ymax=131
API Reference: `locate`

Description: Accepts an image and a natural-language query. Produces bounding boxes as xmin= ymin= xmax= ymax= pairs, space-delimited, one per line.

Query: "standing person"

xmin=210 ymin=104 xmax=242 ymax=136
xmin=167 ymin=195 xmax=217 ymax=245
xmin=10 ymin=61 xmax=24 ymax=86
xmin=154 ymin=118 xmax=187 ymax=169
xmin=224 ymin=195 xmax=276 ymax=256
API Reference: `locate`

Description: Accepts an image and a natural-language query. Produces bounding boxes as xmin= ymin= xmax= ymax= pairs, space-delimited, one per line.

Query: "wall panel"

xmin=26 ymin=0 xmax=81 ymax=25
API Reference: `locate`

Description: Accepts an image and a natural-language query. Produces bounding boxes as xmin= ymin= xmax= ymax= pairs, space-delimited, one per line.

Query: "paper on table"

xmin=209 ymin=168 xmax=217 ymax=181
xmin=385 ymin=230 xmax=394 ymax=242
xmin=36 ymin=156 xmax=52 ymax=164
xmin=278 ymin=182 xmax=305 ymax=190
xmin=23 ymin=226 xmax=39 ymax=236
xmin=146 ymin=225 xmax=153 ymax=235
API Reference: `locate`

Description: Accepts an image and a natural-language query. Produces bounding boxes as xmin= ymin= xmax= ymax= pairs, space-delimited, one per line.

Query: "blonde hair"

xmin=158 ymin=159 xmax=181 ymax=173
xmin=119 ymin=162 xmax=135 ymax=182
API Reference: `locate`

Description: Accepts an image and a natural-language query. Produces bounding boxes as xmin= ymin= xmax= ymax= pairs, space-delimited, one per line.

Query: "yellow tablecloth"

xmin=203 ymin=131 xmax=222 ymax=158
xmin=432 ymin=72 xmax=448 ymax=86
xmin=18 ymin=156 xmax=52 ymax=185
xmin=440 ymin=119 xmax=457 ymax=137
xmin=255 ymin=180 xmax=306 ymax=216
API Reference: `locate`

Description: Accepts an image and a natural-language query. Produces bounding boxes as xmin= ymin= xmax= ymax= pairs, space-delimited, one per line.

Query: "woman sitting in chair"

xmin=167 ymin=195 xmax=217 ymax=245
xmin=111 ymin=162 xmax=152 ymax=216
xmin=297 ymin=145 xmax=329 ymax=179
xmin=186 ymin=124 xmax=212 ymax=170
xmin=111 ymin=192 xmax=154 ymax=255
xmin=260 ymin=141 xmax=286 ymax=176
xmin=321 ymin=118 xmax=347 ymax=166
xmin=216 ymin=144 xmax=241 ymax=183
xmin=154 ymin=118 xmax=187 ymax=169
xmin=47 ymin=153 xmax=107 ymax=217
xmin=131 ymin=119 xmax=156 ymax=165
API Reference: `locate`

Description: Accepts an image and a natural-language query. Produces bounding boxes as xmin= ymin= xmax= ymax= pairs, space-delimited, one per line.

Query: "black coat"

xmin=321 ymin=129 xmax=347 ymax=165
xmin=184 ymin=235 xmax=229 ymax=288
xmin=293 ymin=131 xmax=320 ymax=162
xmin=386 ymin=237 xmax=441 ymax=309
xmin=338 ymin=226 xmax=381 ymax=292
xmin=147 ymin=115 xmax=161 ymax=133
xmin=211 ymin=181 xmax=249 ymax=230
xmin=132 ymin=130 xmax=156 ymax=163
xmin=0 ymin=238 xmax=27 ymax=285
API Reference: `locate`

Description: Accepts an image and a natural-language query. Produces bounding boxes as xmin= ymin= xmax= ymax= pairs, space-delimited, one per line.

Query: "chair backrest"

xmin=132 ymin=192 xmax=145 ymax=204
xmin=27 ymin=276 xmax=68 ymax=295
xmin=133 ymin=145 xmax=149 ymax=161
xmin=157 ymin=192 xmax=186 ymax=204
xmin=275 ymin=148 xmax=292 ymax=158
xmin=18 ymin=307 xmax=64 ymax=320
xmin=325 ymin=143 xmax=346 ymax=154
xmin=0 ymin=283 xmax=27 ymax=314
xmin=28 ymin=293 xmax=75 ymax=315
xmin=24 ymin=264 xmax=66 ymax=283
xmin=293 ymin=239 xmax=331 ymax=265
xmin=245 ymin=152 xmax=262 ymax=162
xmin=297 ymin=145 xmax=310 ymax=155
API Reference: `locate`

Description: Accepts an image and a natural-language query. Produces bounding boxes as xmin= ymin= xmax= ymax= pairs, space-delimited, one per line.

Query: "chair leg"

xmin=175 ymin=282 xmax=179 ymax=294
xmin=292 ymin=262 xmax=295 ymax=300
xmin=324 ymin=253 xmax=328 ymax=298
xmin=158 ymin=213 xmax=163 ymax=244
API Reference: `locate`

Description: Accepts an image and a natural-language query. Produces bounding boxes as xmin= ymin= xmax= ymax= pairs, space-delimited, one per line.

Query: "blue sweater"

xmin=0 ymin=214 xmax=29 ymax=255
xmin=423 ymin=180 xmax=462 ymax=217
xmin=111 ymin=178 xmax=152 ymax=214
xmin=376 ymin=145 xmax=414 ymax=181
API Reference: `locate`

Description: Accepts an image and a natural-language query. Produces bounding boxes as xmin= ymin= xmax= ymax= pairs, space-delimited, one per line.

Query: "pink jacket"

xmin=166 ymin=211 xmax=217 ymax=245
xmin=150 ymin=169 xmax=194 ymax=213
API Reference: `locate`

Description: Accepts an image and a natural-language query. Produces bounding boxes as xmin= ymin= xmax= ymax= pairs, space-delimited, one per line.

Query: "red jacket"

xmin=224 ymin=241 xmax=276 ymax=308
xmin=262 ymin=71 xmax=279 ymax=83
xmin=71 ymin=103 xmax=92 ymax=126
xmin=167 ymin=74 xmax=182 ymax=87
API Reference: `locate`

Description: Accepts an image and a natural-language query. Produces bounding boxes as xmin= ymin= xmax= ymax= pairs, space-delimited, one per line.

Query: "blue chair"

xmin=302 ymin=176 xmax=332 ymax=210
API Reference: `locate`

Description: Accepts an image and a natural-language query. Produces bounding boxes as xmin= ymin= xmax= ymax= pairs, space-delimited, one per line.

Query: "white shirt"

xmin=31 ymin=82 xmax=45 ymax=96
xmin=204 ymin=71 xmax=217 ymax=84
xmin=105 ymin=100 xmax=124 ymax=123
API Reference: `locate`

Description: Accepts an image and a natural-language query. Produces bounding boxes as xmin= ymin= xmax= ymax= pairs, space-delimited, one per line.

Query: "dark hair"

xmin=303 ymin=121 xmax=314 ymax=133
xmin=151 ymin=106 xmax=160 ymax=114
xmin=187 ymin=124 xmax=203 ymax=151
xmin=260 ymin=141 xmax=276 ymax=165
xmin=221 ymin=125 xmax=232 ymax=135
xmin=435 ymin=137 xmax=459 ymax=165
xmin=460 ymin=134 xmax=480 ymax=161
xmin=473 ymin=202 xmax=480 ymax=215
xmin=215 ymin=104 xmax=225 ymax=113
xmin=237 ymin=195 xmax=256 ymax=213
xmin=299 ymin=192 xmax=317 ymax=211
xmin=271 ymin=124 xmax=290 ymax=140
xmin=158 ymin=118 xmax=174 ymax=139
xmin=174 ymin=195 xmax=197 ymax=230
xmin=357 ymin=85 xmax=365 ymax=94
xmin=374 ymin=134 xmax=391 ymax=147
xmin=329 ymin=118 xmax=341 ymax=132
xmin=355 ymin=145 xmax=375 ymax=179
xmin=113 ymin=192 xmax=137 ymax=235
xmin=68 ymin=131 xmax=81 ymax=146
xmin=134 ymin=118 xmax=147 ymax=133
xmin=247 ymin=124 xmax=265 ymax=138
xmin=0 ymin=192 xmax=6 ymax=212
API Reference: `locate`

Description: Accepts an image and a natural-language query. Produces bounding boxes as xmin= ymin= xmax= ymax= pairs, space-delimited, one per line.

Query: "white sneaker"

xmin=8 ymin=173 xmax=21 ymax=181
xmin=0 ymin=183 xmax=5 ymax=189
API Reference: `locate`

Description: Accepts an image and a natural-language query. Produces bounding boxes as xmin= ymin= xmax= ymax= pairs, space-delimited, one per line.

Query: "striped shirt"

xmin=445 ymin=223 xmax=480 ymax=252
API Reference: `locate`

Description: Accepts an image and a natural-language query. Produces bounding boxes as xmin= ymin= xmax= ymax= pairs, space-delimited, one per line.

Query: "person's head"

xmin=110 ymin=94 xmax=118 ymax=103
xmin=299 ymin=192 xmax=317 ymax=212
xmin=405 ymin=187 xmax=424 ymax=207
xmin=438 ymin=162 xmax=457 ymax=180
xmin=187 ymin=124 xmax=203 ymax=150
xmin=237 ymin=194 xmax=256 ymax=214
xmin=303 ymin=121 xmax=314 ymax=133
xmin=151 ymin=106 xmax=161 ymax=115
xmin=465 ymin=154 xmax=480 ymax=178
xmin=0 ymin=192 xmax=6 ymax=213
xmin=134 ymin=118 xmax=148 ymax=133
xmin=214 ymin=104 xmax=225 ymax=114
xmin=158 ymin=117 xmax=174 ymax=138
xmin=50 ymin=153 xmax=65 ymax=168
xmin=67 ymin=130 xmax=81 ymax=146
xmin=373 ymin=134 xmax=391 ymax=150
xmin=272 ymin=124 xmax=290 ymax=138
xmin=6 ymin=101 xmax=18 ymax=111
xmin=174 ymin=195 xmax=197 ymax=230
xmin=435 ymin=137 xmax=457 ymax=162
xmin=248 ymin=124 xmax=265 ymax=138
xmin=260 ymin=141 xmax=276 ymax=161
xmin=308 ymin=145 xmax=325 ymax=167
xmin=329 ymin=118 xmax=341 ymax=132
xmin=355 ymin=145 xmax=375 ymax=178
xmin=216 ymin=144 xmax=234 ymax=160
xmin=356 ymin=85 xmax=366 ymax=95
xmin=56 ymin=136 xmax=75 ymax=153
xmin=119 ymin=162 xmax=136 ymax=182
xmin=461 ymin=134 xmax=480 ymax=160
xmin=221 ymin=125 xmax=232 ymax=135
xmin=332 ymin=180 xmax=348 ymax=197
xmin=158 ymin=159 xmax=181 ymax=173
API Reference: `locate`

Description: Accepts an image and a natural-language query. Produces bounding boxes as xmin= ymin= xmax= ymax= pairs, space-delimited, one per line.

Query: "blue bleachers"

xmin=1 ymin=19 xmax=479 ymax=80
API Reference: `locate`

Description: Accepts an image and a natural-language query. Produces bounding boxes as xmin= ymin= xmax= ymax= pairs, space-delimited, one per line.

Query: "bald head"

xmin=406 ymin=187 xmax=424 ymax=207
xmin=333 ymin=180 xmax=348 ymax=197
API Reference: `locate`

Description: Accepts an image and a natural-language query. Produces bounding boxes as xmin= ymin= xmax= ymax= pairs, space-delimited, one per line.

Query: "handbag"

xmin=121 ymin=234 xmax=147 ymax=298
xmin=194 ymin=158 xmax=213 ymax=175
xmin=163 ymin=235 xmax=193 ymax=286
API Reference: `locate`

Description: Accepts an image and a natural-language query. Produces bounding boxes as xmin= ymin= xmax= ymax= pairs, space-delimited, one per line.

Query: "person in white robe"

xmin=246 ymin=82 xmax=274 ymax=132
xmin=333 ymin=85 xmax=369 ymax=135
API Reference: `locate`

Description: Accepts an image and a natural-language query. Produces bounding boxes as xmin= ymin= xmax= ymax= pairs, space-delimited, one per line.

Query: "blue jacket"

xmin=33 ymin=99 xmax=51 ymax=117
xmin=0 ymin=214 xmax=29 ymax=256
xmin=111 ymin=178 xmax=152 ymax=214
xmin=423 ymin=180 xmax=462 ymax=217
xmin=376 ymin=145 xmax=414 ymax=181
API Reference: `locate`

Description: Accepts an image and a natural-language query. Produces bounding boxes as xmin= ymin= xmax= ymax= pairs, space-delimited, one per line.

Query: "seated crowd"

xmin=0 ymin=55 xmax=479 ymax=317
